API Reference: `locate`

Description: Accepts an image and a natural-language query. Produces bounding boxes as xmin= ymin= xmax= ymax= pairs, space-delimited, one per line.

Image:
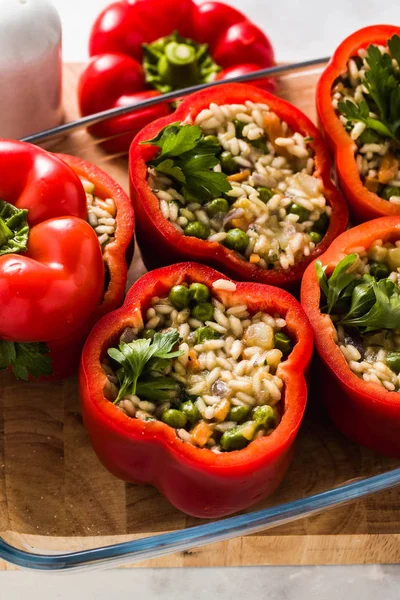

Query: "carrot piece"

xmin=378 ymin=153 xmax=399 ymax=184
xmin=263 ymin=113 xmax=291 ymax=158
xmin=231 ymin=217 xmax=249 ymax=229
xmin=227 ymin=169 xmax=251 ymax=183
xmin=191 ymin=421 xmax=213 ymax=446
xmin=214 ymin=399 xmax=231 ymax=422
xmin=365 ymin=177 xmax=380 ymax=193
xmin=249 ymin=253 xmax=261 ymax=264
xmin=187 ymin=349 xmax=200 ymax=371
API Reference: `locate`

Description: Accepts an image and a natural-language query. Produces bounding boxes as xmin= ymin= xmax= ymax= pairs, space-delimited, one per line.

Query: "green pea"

xmin=191 ymin=302 xmax=214 ymax=322
xmin=189 ymin=282 xmax=210 ymax=303
xmin=162 ymin=409 xmax=187 ymax=428
xmin=274 ymin=332 xmax=293 ymax=356
xmin=252 ymin=405 xmax=277 ymax=428
xmin=381 ymin=185 xmax=400 ymax=201
xmin=224 ymin=228 xmax=249 ymax=254
xmin=220 ymin=421 xmax=257 ymax=451
xmin=258 ymin=187 xmax=274 ymax=203
xmin=184 ymin=221 xmax=210 ymax=240
xmin=220 ymin=151 xmax=237 ymax=175
xmin=233 ymin=119 xmax=246 ymax=138
xmin=180 ymin=400 xmax=201 ymax=424
xmin=228 ymin=405 xmax=250 ymax=423
xmin=309 ymin=231 xmax=322 ymax=244
xmin=142 ymin=329 xmax=156 ymax=339
xmin=206 ymin=197 xmax=229 ymax=216
xmin=289 ymin=203 xmax=310 ymax=223
xmin=195 ymin=326 xmax=220 ymax=344
xmin=369 ymin=261 xmax=390 ymax=280
xmin=386 ymin=352 xmax=400 ymax=374
xmin=168 ymin=285 xmax=190 ymax=310
xmin=313 ymin=212 xmax=330 ymax=233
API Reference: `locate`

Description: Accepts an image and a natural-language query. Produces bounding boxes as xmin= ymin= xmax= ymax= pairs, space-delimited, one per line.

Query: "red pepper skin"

xmin=80 ymin=0 xmax=275 ymax=152
xmin=317 ymin=25 xmax=400 ymax=223
xmin=301 ymin=217 xmax=400 ymax=458
xmin=47 ymin=153 xmax=135 ymax=379
xmin=0 ymin=140 xmax=104 ymax=345
xmin=129 ymin=83 xmax=348 ymax=289
xmin=78 ymin=54 xmax=171 ymax=154
xmin=80 ymin=263 xmax=313 ymax=518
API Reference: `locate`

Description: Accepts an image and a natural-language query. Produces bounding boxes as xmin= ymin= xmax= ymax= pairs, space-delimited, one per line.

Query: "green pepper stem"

xmin=158 ymin=41 xmax=199 ymax=89
xmin=0 ymin=217 xmax=13 ymax=248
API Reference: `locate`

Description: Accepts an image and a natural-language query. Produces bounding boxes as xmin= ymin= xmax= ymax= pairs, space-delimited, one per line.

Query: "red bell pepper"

xmin=78 ymin=0 xmax=275 ymax=152
xmin=129 ymin=82 xmax=348 ymax=289
xmin=317 ymin=25 xmax=400 ymax=222
xmin=301 ymin=217 xmax=400 ymax=458
xmin=0 ymin=141 xmax=134 ymax=380
xmin=80 ymin=262 xmax=313 ymax=518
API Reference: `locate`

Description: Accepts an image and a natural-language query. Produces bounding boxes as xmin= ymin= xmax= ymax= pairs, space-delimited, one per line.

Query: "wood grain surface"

xmin=0 ymin=64 xmax=399 ymax=568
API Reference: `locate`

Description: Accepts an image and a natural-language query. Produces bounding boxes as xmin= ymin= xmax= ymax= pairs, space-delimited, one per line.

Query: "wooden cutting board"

xmin=0 ymin=64 xmax=399 ymax=570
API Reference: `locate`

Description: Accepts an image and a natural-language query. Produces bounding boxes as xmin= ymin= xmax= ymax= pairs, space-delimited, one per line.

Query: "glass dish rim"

xmin=2 ymin=58 xmax=399 ymax=572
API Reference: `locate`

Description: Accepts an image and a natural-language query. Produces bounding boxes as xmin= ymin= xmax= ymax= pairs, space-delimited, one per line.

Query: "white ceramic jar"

xmin=0 ymin=0 xmax=63 ymax=139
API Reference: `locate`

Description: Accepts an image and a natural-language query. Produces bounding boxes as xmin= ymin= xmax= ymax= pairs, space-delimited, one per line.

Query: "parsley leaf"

xmin=388 ymin=34 xmax=400 ymax=65
xmin=136 ymin=376 xmax=181 ymax=403
xmin=108 ymin=330 xmax=184 ymax=402
xmin=338 ymin=100 xmax=394 ymax=139
xmin=321 ymin=253 xmax=358 ymax=313
xmin=142 ymin=123 xmax=232 ymax=202
xmin=0 ymin=341 xmax=52 ymax=380
xmin=338 ymin=35 xmax=400 ymax=142
xmin=341 ymin=279 xmax=400 ymax=332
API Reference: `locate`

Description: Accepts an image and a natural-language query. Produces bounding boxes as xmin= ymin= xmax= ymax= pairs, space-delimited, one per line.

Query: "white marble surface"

xmin=2 ymin=0 xmax=400 ymax=597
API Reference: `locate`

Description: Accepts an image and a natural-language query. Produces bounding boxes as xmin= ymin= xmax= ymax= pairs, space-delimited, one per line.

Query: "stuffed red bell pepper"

xmin=0 ymin=140 xmax=134 ymax=380
xmin=317 ymin=25 xmax=400 ymax=222
xmin=301 ymin=217 xmax=400 ymax=458
xmin=129 ymin=82 xmax=347 ymax=289
xmin=80 ymin=262 xmax=312 ymax=517
xmin=78 ymin=0 xmax=275 ymax=152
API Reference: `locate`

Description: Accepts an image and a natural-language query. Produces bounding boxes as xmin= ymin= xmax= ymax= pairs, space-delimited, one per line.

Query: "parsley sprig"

xmin=142 ymin=123 xmax=232 ymax=201
xmin=108 ymin=330 xmax=184 ymax=403
xmin=338 ymin=34 xmax=400 ymax=143
xmin=316 ymin=254 xmax=400 ymax=332
xmin=0 ymin=341 xmax=52 ymax=380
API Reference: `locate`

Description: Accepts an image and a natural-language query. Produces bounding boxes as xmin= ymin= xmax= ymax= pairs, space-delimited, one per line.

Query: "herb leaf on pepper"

xmin=108 ymin=330 xmax=184 ymax=402
xmin=142 ymin=123 xmax=232 ymax=201
xmin=0 ymin=341 xmax=52 ymax=380
xmin=338 ymin=34 xmax=400 ymax=143
xmin=316 ymin=254 xmax=400 ymax=332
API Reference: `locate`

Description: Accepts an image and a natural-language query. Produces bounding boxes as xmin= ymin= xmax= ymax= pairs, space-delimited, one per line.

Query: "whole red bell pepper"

xmin=78 ymin=0 xmax=275 ymax=152
xmin=317 ymin=25 xmax=400 ymax=222
xmin=129 ymin=82 xmax=348 ymax=289
xmin=0 ymin=140 xmax=134 ymax=380
xmin=301 ymin=217 xmax=400 ymax=458
xmin=80 ymin=262 xmax=313 ymax=518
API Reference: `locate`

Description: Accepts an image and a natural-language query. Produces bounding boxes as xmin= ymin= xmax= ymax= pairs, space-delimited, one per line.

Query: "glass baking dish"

xmin=1 ymin=62 xmax=400 ymax=572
